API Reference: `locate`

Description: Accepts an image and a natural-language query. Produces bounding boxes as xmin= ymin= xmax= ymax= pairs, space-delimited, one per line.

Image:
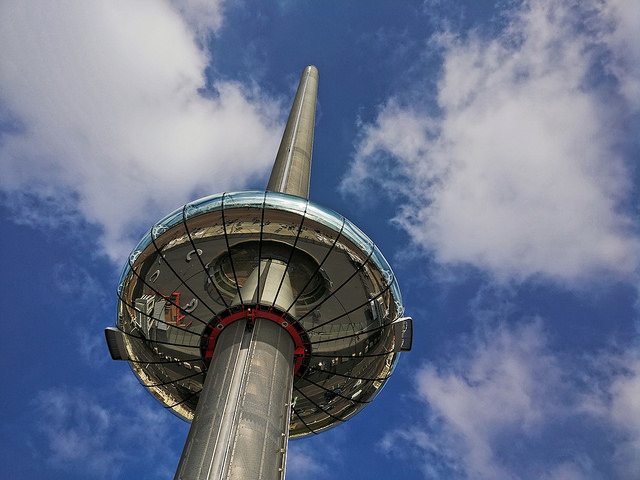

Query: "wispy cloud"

xmin=379 ymin=319 xmax=640 ymax=480
xmin=578 ymin=346 xmax=640 ymax=480
xmin=600 ymin=0 xmax=640 ymax=110
xmin=0 ymin=1 xmax=283 ymax=262
xmin=34 ymin=387 xmax=122 ymax=477
xmin=33 ymin=381 xmax=186 ymax=478
xmin=286 ymin=444 xmax=325 ymax=479
xmin=343 ymin=0 xmax=640 ymax=285
xmin=287 ymin=428 xmax=347 ymax=480
xmin=52 ymin=262 xmax=106 ymax=301
xmin=169 ymin=0 xmax=226 ymax=36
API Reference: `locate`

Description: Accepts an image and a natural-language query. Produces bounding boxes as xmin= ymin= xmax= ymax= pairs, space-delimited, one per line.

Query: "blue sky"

xmin=1 ymin=1 xmax=639 ymax=479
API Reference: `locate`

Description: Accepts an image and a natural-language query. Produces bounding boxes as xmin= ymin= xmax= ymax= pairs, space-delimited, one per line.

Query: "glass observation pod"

xmin=113 ymin=190 xmax=411 ymax=437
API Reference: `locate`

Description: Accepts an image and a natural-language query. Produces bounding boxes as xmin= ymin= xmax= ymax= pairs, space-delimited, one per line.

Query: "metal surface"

xmin=267 ymin=66 xmax=318 ymax=199
xmin=225 ymin=319 xmax=294 ymax=479
xmin=175 ymin=318 xmax=294 ymax=480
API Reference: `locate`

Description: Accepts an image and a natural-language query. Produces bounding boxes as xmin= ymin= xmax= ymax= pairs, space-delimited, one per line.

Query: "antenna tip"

xmin=304 ymin=65 xmax=318 ymax=77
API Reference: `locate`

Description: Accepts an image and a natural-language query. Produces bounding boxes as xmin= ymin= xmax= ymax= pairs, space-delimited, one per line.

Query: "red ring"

xmin=202 ymin=306 xmax=310 ymax=375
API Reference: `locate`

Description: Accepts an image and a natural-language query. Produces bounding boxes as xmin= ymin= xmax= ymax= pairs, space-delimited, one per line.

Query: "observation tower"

xmin=105 ymin=66 xmax=412 ymax=480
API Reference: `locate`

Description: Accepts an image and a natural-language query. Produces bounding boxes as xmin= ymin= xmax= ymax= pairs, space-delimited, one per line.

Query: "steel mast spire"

xmin=175 ymin=65 xmax=319 ymax=480
xmin=106 ymin=65 xmax=412 ymax=480
xmin=267 ymin=65 xmax=318 ymax=199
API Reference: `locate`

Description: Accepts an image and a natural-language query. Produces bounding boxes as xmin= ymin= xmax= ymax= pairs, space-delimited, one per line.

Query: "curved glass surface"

xmin=185 ymin=194 xmax=224 ymax=218
xmin=264 ymin=190 xmax=308 ymax=215
xmin=114 ymin=191 xmax=405 ymax=437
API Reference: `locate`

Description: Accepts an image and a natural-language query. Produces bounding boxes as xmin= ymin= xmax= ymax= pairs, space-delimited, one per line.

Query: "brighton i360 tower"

xmin=105 ymin=66 xmax=412 ymax=480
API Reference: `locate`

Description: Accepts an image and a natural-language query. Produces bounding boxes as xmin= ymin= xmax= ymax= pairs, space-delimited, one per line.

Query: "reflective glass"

xmin=182 ymin=209 xmax=226 ymax=243
xmin=117 ymin=261 xmax=132 ymax=294
xmin=340 ymin=218 xmax=374 ymax=254
xmin=369 ymin=245 xmax=394 ymax=285
xmin=260 ymin=209 xmax=304 ymax=243
xmin=222 ymin=190 xmax=265 ymax=209
xmin=114 ymin=190 xmax=407 ymax=435
xmin=152 ymin=206 xmax=185 ymax=239
xmin=390 ymin=279 xmax=404 ymax=317
xmin=185 ymin=193 xmax=224 ymax=219
xmin=305 ymin=202 xmax=344 ymax=233
xmin=133 ymin=229 xmax=154 ymax=256
xmin=116 ymin=229 xmax=154 ymax=294
xmin=264 ymin=191 xmax=308 ymax=216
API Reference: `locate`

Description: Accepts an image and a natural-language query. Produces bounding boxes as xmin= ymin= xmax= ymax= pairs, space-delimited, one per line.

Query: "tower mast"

xmin=175 ymin=66 xmax=319 ymax=480
xmin=267 ymin=65 xmax=318 ymax=199
xmin=106 ymin=65 xmax=411 ymax=480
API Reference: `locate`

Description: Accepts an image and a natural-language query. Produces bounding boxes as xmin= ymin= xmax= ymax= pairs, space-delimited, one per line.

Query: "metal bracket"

xmin=392 ymin=317 xmax=413 ymax=352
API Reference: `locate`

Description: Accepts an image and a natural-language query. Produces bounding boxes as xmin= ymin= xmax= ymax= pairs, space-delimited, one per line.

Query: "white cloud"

xmin=35 ymin=387 xmax=122 ymax=477
xmin=169 ymin=0 xmax=226 ymax=35
xmin=0 ymin=0 xmax=282 ymax=261
xmin=286 ymin=428 xmax=347 ymax=480
xmin=52 ymin=262 xmax=105 ymax=300
xmin=286 ymin=445 xmax=325 ymax=479
xmin=601 ymin=0 xmax=640 ymax=110
xmin=579 ymin=348 xmax=640 ymax=479
xmin=379 ymin=320 xmax=640 ymax=480
xmin=34 ymin=382 xmax=185 ymax=478
xmin=344 ymin=0 xmax=640 ymax=284
xmin=417 ymin=321 xmax=560 ymax=479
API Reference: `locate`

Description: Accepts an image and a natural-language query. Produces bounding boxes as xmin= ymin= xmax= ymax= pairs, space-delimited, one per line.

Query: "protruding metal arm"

xmin=267 ymin=65 xmax=318 ymax=199
xmin=392 ymin=317 xmax=413 ymax=352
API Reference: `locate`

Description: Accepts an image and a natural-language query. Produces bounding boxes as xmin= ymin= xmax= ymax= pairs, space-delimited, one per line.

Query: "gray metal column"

xmin=176 ymin=65 xmax=318 ymax=480
xmin=225 ymin=319 xmax=294 ymax=479
xmin=175 ymin=319 xmax=295 ymax=480
xmin=175 ymin=262 xmax=296 ymax=480
xmin=267 ymin=65 xmax=318 ymax=199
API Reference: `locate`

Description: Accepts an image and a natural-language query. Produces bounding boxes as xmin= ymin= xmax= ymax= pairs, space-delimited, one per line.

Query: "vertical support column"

xmin=225 ymin=319 xmax=294 ymax=479
xmin=175 ymin=320 xmax=250 ymax=480
xmin=175 ymin=320 xmax=295 ymax=480
xmin=175 ymin=261 xmax=297 ymax=480
xmin=267 ymin=65 xmax=318 ymax=200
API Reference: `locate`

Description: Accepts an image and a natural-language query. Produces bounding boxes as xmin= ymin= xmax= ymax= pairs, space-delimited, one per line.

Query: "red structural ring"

xmin=202 ymin=306 xmax=310 ymax=375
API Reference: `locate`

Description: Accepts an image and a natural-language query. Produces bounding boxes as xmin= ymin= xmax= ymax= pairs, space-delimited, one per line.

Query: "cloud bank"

xmin=380 ymin=320 xmax=640 ymax=480
xmin=0 ymin=0 xmax=283 ymax=261
xmin=343 ymin=0 xmax=640 ymax=284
